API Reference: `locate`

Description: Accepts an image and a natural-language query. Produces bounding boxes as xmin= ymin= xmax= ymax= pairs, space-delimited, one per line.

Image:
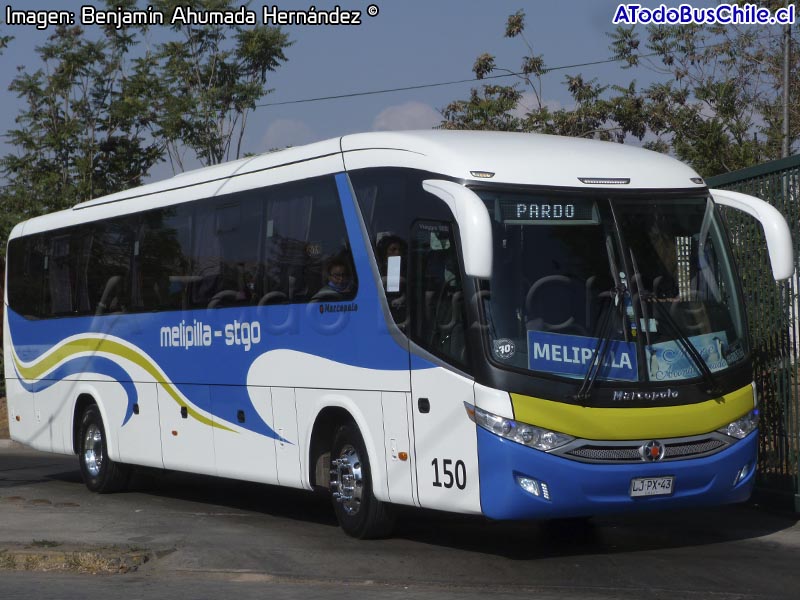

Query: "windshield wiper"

xmin=573 ymin=231 xmax=628 ymax=404
xmin=573 ymin=284 xmax=626 ymax=404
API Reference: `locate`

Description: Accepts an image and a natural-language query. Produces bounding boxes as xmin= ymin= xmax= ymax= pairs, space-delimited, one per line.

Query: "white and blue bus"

xmin=3 ymin=131 xmax=793 ymax=537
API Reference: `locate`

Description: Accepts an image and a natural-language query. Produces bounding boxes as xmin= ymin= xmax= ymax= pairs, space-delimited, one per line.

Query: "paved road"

xmin=1 ymin=441 xmax=799 ymax=599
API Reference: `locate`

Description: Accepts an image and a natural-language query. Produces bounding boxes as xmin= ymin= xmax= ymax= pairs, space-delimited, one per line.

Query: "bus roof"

xmin=9 ymin=130 xmax=706 ymax=240
xmin=339 ymin=130 xmax=705 ymax=190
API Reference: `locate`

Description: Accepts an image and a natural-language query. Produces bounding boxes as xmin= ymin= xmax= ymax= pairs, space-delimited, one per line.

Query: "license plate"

xmin=629 ymin=476 xmax=674 ymax=497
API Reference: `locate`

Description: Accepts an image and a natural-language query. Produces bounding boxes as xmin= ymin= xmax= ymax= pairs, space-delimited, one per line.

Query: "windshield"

xmin=476 ymin=190 xmax=748 ymax=384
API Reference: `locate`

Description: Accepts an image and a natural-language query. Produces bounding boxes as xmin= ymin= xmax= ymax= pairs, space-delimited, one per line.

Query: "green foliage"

xmin=441 ymin=11 xmax=650 ymax=144
xmin=0 ymin=0 xmax=292 ymax=249
xmin=1 ymin=8 xmax=161 ymax=223
xmin=442 ymin=11 xmax=799 ymax=177
xmin=608 ymin=21 xmax=797 ymax=175
xmin=150 ymin=0 xmax=291 ymax=168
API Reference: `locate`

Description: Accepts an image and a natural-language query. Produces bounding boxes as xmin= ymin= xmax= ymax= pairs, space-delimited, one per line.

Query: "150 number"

xmin=432 ymin=458 xmax=467 ymax=490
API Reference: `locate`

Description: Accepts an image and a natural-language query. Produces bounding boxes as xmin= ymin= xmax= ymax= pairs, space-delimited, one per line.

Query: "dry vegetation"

xmin=0 ymin=545 xmax=149 ymax=574
xmin=1 ymin=397 xmax=8 ymax=439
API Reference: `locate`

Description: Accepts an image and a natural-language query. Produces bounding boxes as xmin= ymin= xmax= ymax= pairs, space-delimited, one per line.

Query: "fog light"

xmin=734 ymin=463 xmax=752 ymax=486
xmin=516 ymin=475 xmax=551 ymax=501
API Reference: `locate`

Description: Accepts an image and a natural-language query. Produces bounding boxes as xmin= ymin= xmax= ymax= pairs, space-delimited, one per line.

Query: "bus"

xmin=3 ymin=131 xmax=793 ymax=538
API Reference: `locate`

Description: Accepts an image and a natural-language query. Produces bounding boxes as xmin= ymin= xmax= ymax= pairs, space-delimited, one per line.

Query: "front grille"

xmin=557 ymin=435 xmax=730 ymax=464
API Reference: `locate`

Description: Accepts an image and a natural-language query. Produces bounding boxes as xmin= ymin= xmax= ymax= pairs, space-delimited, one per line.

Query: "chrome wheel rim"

xmin=330 ymin=444 xmax=364 ymax=516
xmin=83 ymin=424 xmax=103 ymax=478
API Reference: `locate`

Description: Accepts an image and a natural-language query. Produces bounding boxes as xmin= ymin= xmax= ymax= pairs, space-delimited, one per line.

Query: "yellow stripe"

xmin=511 ymin=384 xmax=754 ymax=440
xmin=12 ymin=337 xmax=234 ymax=433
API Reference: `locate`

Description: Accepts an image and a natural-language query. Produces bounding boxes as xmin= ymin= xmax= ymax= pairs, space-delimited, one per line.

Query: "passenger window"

xmin=190 ymin=198 xmax=263 ymax=308
xmin=87 ymin=218 xmax=135 ymax=315
xmin=10 ymin=176 xmax=356 ymax=318
xmin=7 ymin=236 xmax=47 ymax=319
xmin=46 ymin=233 xmax=76 ymax=316
xmin=137 ymin=206 xmax=193 ymax=311
xmin=263 ymin=176 xmax=356 ymax=304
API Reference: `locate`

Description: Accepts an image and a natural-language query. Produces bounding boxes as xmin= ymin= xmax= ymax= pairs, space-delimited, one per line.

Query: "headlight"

xmin=465 ymin=403 xmax=574 ymax=451
xmin=717 ymin=409 xmax=759 ymax=439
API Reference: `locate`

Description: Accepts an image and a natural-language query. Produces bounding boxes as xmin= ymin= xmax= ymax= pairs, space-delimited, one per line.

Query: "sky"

xmin=0 ymin=0 xmax=744 ymax=182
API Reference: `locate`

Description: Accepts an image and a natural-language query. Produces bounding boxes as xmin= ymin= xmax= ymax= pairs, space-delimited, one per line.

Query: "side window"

xmin=10 ymin=177 xmax=356 ymax=317
xmin=7 ymin=235 xmax=46 ymax=319
xmin=409 ymin=221 xmax=469 ymax=367
xmin=45 ymin=232 xmax=77 ymax=316
xmin=217 ymin=196 xmax=263 ymax=306
xmin=349 ymin=168 xmax=468 ymax=366
xmin=137 ymin=205 xmax=193 ymax=311
xmin=263 ymin=176 xmax=356 ymax=304
xmin=87 ymin=218 xmax=135 ymax=315
xmin=188 ymin=195 xmax=264 ymax=308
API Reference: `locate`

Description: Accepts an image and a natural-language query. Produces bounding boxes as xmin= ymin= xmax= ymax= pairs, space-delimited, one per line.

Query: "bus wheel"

xmin=330 ymin=423 xmax=394 ymax=539
xmin=78 ymin=405 xmax=130 ymax=494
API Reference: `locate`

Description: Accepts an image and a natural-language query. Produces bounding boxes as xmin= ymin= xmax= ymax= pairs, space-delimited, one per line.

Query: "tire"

xmin=330 ymin=423 xmax=395 ymax=539
xmin=77 ymin=405 xmax=130 ymax=493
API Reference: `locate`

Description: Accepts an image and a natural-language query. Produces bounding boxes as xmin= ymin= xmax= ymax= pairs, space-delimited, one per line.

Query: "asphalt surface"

xmin=2 ymin=440 xmax=800 ymax=599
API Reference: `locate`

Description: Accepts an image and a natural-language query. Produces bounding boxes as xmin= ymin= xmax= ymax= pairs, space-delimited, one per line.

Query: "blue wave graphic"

xmin=15 ymin=356 xmax=139 ymax=426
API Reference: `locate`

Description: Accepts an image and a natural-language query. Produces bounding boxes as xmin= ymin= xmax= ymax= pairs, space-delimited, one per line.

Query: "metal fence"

xmin=708 ymin=155 xmax=800 ymax=511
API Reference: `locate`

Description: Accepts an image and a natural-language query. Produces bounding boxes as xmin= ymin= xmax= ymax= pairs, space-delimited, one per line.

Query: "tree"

xmin=441 ymin=10 xmax=649 ymax=144
xmin=1 ymin=5 xmax=161 ymax=218
xmin=442 ymin=9 xmax=799 ymax=177
xmin=1 ymin=0 xmax=292 ymax=221
xmin=1 ymin=35 xmax=12 ymax=398
xmin=610 ymin=14 xmax=799 ymax=174
xmin=150 ymin=0 xmax=291 ymax=169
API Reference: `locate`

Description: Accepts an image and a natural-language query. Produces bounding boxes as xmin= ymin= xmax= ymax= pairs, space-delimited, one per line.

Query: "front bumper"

xmin=477 ymin=426 xmax=756 ymax=520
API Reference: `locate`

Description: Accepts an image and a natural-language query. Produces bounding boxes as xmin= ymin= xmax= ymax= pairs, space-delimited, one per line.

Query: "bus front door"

xmin=410 ymin=366 xmax=481 ymax=514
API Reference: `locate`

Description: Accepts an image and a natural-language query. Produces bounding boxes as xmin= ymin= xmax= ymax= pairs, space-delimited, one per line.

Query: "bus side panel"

xmin=410 ymin=361 xmax=481 ymax=514
xmin=6 ymin=378 xmax=36 ymax=447
xmin=4 ymin=305 xmax=37 ymax=448
xmin=271 ymin=386 xmax=302 ymax=488
xmin=381 ymin=391 xmax=417 ymax=506
xmin=296 ymin=389 xmax=387 ymax=499
xmin=32 ymin=377 xmax=87 ymax=454
xmin=158 ymin=383 xmax=216 ymax=476
xmin=212 ymin=385 xmax=279 ymax=485
xmin=113 ymin=382 xmax=163 ymax=469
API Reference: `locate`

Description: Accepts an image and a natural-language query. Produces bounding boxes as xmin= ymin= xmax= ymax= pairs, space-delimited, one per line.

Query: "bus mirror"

xmin=710 ymin=189 xmax=794 ymax=281
xmin=422 ymin=180 xmax=493 ymax=279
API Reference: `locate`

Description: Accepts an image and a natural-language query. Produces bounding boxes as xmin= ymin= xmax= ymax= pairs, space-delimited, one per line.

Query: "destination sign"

xmin=500 ymin=200 xmax=597 ymax=224
xmin=528 ymin=330 xmax=638 ymax=381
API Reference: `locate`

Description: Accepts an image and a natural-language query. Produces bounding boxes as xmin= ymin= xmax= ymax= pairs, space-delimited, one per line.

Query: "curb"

xmin=0 ymin=439 xmax=20 ymax=449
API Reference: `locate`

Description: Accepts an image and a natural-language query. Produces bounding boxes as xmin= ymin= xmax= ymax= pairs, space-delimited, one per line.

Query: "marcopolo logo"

xmin=612 ymin=388 xmax=680 ymax=402
xmin=319 ymin=303 xmax=358 ymax=314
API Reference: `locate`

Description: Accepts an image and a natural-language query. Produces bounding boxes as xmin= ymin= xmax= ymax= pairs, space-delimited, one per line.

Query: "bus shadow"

xmin=43 ymin=465 xmax=799 ymax=558
xmin=391 ymin=503 xmax=800 ymax=559
xmin=125 ymin=467 xmax=339 ymax=528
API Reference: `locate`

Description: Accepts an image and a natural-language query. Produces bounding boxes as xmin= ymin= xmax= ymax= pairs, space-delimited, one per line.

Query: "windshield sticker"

xmin=527 ymin=331 xmax=638 ymax=382
xmin=647 ymin=332 xmax=730 ymax=382
xmin=493 ymin=338 xmax=516 ymax=360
